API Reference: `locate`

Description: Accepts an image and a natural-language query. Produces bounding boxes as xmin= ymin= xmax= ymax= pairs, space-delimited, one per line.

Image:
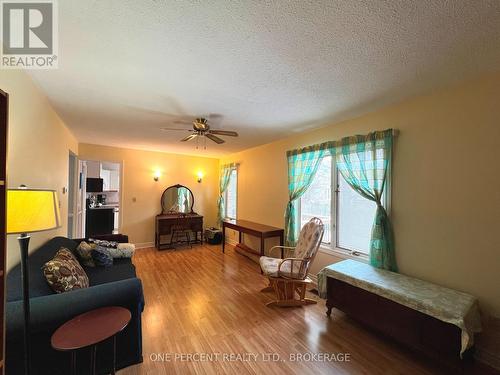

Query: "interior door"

xmin=67 ymin=153 xmax=77 ymax=238
xmin=75 ymin=160 xmax=87 ymax=238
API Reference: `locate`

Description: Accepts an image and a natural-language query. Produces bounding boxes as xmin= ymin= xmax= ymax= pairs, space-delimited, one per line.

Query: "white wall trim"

xmin=135 ymin=241 xmax=154 ymax=249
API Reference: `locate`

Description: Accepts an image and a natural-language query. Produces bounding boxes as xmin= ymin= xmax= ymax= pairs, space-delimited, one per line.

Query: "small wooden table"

xmin=51 ymin=306 xmax=131 ymax=375
xmin=222 ymin=219 xmax=284 ymax=256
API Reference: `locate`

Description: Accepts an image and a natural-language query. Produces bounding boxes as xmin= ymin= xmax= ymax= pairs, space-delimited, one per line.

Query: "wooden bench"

xmin=318 ymin=260 xmax=481 ymax=370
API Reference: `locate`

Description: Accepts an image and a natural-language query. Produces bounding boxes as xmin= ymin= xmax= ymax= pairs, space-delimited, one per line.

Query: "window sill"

xmin=318 ymin=246 xmax=369 ymax=264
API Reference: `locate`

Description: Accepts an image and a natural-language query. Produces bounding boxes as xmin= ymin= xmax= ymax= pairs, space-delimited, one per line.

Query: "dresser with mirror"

xmin=155 ymin=184 xmax=203 ymax=250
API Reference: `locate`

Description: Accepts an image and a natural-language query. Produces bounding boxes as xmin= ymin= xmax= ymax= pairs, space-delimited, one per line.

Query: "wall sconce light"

xmin=153 ymin=170 xmax=161 ymax=182
xmin=196 ymin=171 xmax=204 ymax=183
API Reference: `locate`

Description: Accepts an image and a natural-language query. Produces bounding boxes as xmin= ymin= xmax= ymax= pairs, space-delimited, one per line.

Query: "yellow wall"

xmin=1 ymin=70 xmax=78 ymax=270
xmin=78 ymin=144 xmax=219 ymax=246
xmin=222 ymin=71 xmax=500 ymax=319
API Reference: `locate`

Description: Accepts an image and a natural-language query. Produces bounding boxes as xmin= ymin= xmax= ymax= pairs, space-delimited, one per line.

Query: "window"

xmin=337 ymin=172 xmax=378 ymax=254
xmin=300 ymin=156 xmax=332 ymax=243
xmin=224 ymin=168 xmax=237 ymax=219
xmin=300 ymin=156 xmax=389 ymax=256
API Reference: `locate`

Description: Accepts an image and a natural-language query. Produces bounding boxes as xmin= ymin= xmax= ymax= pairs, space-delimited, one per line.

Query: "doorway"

xmin=77 ymin=159 xmax=122 ymax=238
xmin=67 ymin=152 xmax=78 ymax=238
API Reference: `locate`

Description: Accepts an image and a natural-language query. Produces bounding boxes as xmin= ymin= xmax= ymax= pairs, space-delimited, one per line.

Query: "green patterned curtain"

xmin=285 ymin=147 xmax=327 ymax=245
xmin=217 ymin=163 xmax=235 ymax=225
xmin=335 ymin=129 xmax=397 ymax=271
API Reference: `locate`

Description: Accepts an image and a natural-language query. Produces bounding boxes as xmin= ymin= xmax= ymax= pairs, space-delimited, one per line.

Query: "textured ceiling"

xmin=30 ymin=0 xmax=500 ymax=157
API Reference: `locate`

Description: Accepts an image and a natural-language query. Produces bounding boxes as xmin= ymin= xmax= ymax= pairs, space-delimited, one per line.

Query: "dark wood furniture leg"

xmin=90 ymin=345 xmax=97 ymax=375
xmin=71 ymin=351 xmax=76 ymax=375
xmin=111 ymin=336 xmax=116 ymax=375
xmin=222 ymin=223 xmax=226 ymax=253
xmin=260 ymin=236 xmax=265 ymax=274
xmin=326 ymin=299 xmax=333 ymax=317
xmin=279 ymin=233 xmax=284 ymax=258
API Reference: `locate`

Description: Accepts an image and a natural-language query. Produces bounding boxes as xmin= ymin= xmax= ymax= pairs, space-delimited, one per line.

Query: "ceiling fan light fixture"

xmin=162 ymin=115 xmax=238 ymax=148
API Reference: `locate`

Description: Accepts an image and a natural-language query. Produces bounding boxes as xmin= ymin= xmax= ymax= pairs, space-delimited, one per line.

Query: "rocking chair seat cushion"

xmin=259 ymin=256 xmax=299 ymax=278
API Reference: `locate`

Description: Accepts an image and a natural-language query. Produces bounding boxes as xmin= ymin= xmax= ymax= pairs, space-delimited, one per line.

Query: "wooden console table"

xmin=222 ymin=219 xmax=284 ymax=255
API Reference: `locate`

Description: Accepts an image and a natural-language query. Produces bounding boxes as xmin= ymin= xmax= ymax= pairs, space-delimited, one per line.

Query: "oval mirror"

xmin=161 ymin=184 xmax=194 ymax=214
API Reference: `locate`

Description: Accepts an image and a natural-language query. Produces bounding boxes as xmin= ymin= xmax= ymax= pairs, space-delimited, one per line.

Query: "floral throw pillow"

xmin=42 ymin=248 xmax=90 ymax=293
xmin=76 ymin=241 xmax=96 ymax=267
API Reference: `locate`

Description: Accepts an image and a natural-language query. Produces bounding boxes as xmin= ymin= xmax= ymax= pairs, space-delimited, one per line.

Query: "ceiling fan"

xmin=161 ymin=116 xmax=238 ymax=148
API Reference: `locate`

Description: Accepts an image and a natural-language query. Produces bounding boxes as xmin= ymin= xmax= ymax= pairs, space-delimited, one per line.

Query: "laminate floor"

xmin=119 ymin=244 xmax=496 ymax=375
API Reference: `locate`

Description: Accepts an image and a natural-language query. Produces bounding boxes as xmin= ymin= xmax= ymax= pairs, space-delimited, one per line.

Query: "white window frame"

xmin=224 ymin=167 xmax=238 ymax=220
xmin=299 ymin=154 xmax=392 ymax=262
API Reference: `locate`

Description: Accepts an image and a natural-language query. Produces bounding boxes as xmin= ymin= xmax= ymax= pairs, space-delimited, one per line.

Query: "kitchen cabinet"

xmin=100 ymin=168 xmax=119 ymax=191
xmin=114 ymin=209 xmax=119 ymax=232
xmin=109 ymin=170 xmax=119 ymax=190
xmin=86 ymin=160 xmax=101 ymax=178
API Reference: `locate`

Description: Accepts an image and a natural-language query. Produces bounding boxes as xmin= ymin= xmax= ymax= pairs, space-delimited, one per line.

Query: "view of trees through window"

xmin=225 ymin=169 xmax=237 ymax=219
xmin=300 ymin=155 xmax=380 ymax=254
xmin=337 ymin=172 xmax=377 ymax=253
xmin=300 ymin=156 xmax=332 ymax=243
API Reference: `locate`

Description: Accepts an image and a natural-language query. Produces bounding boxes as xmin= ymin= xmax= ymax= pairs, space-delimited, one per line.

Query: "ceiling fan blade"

xmin=161 ymin=128 xmax=193 ymax=132
xmin=205 ymin=133 xmax=225 ymax=144
xmin=209 ymin=130 xmax=238 ymax=137
xmin=181 ymin=134 xmax=198 ymax=142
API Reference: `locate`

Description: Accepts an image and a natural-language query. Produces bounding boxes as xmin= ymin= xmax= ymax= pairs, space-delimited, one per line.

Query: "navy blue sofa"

xmin=5 ymin=236 xmax=145 ymax=375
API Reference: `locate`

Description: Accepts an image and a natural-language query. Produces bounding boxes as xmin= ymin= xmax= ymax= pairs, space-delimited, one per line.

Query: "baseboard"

xmin=475 ymin=348 xmax=500 ymax=371
xmin=135 ymin=241 xmax=154 ymax=249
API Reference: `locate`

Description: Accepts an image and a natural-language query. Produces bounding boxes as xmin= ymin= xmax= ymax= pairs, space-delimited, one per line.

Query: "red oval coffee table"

xmin=51 ymin=306 xmax=131 ymax=375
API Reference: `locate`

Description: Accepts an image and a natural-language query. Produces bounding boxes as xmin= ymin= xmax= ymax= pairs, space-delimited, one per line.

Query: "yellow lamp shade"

xmin=7 ymin=189 xmax=61 ymax=234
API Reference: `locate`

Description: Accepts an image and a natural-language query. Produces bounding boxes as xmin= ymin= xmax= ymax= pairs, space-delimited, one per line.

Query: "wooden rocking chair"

xmin=259 ymin=217 xmax=324 ymax=307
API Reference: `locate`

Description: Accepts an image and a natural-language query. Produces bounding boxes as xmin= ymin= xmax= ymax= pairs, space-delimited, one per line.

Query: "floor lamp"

xmin=7 ymin=187 xmax=61 ymax=375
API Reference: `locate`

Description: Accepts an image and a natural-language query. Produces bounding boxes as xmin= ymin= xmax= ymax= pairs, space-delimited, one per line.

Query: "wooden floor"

xmin=119 ymin=244 xmax=496 ymax=375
